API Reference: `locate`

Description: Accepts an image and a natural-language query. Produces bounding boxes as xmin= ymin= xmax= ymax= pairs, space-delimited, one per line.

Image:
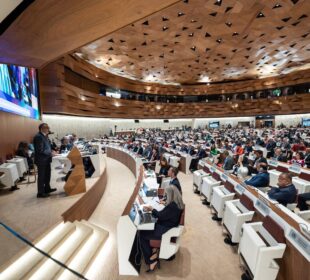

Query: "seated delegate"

xmin=222 ymin=150 xmax=234 ymax=171
xmin=268 ymin=173 xmax=297 ymax=206
xmin=244 ymin=164 xmax=269 ymax=188
xmin=139 ymin=185 xmax=185 ymax=272
xmin=297 ymin=192 xmax=310 ymax=211
xmin=156 ymin=157 xmax=169 ymax=185
xmin=168 ymin=167 xmax=182 ymax=194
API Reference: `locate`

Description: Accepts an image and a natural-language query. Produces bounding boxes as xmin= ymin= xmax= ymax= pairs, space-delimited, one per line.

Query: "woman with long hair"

xmin=139 ymin=185 xmax=185 ymax=272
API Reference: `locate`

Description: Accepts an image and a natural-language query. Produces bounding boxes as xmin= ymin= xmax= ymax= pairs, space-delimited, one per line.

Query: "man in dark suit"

xmin=222 ymin=150 xmax=234 ymax=171
xmin=168 ymin=167 xmax=182 ymax=194
xmin=304 ymin=148 xmax=310 ymax=168
xmin=244 ymin=164 xmax=269 ymax=188
xmin=33 ymin=123 xmax=57 ymax=198
xmin=189 ymin=145 xmax=206 ymax=171
xmin=248 ymin=150 xmax=267 ymax=174
xmin=274 ymin=148 xmax=287 ymax=162
xmin=268 ymin=173 xmax=297 ymax=206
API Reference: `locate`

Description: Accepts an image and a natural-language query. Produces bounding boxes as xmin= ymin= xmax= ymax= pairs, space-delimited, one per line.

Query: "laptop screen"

xmin=129 ymin=205 xmax=137 ymax=222
xmin=143 ymin=183 xmax=148 ymax=194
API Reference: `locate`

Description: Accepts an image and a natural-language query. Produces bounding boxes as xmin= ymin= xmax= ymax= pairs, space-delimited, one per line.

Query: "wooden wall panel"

xmin=0 ymin=111 xmax=39 ymax=162
xmin=40 ymin=59 xmax=310 ymax=119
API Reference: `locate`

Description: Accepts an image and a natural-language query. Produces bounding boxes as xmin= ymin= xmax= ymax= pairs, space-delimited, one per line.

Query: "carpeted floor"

xmin=0 ymin=155 xmax=105 ymax=267
xmin=0 ymin=154 xmax=243 ymax=279
xmin=87 ymin=157 xmax=243 ymax=280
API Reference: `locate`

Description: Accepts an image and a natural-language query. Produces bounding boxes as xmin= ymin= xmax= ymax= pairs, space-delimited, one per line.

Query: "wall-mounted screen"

xmin=302 ymin=118 xmax=310 ymax=127
xmin=209 ymin=121 xmax=219 ymax=128
xmin=0 ymin=63 xmax=39 ymax=119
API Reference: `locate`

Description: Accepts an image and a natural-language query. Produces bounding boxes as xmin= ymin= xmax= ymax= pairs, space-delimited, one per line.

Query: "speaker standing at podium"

xmin=33 ymin=123 xmax=57 ymax=198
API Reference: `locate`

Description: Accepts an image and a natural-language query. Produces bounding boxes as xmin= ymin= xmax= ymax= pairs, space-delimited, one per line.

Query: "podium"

xmin=64 ymin=147 xmax=86 ymax=196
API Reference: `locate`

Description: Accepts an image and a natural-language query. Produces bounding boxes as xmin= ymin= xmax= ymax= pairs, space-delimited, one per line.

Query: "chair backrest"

xmin=240 ymin=194 xmax=255 ymax=211
xmin=179 ymin=207 xmax=185 ymax=226
xmin=203 ymin=166 xmax=210 ymax=173
xmin=299 ymin=172 xmax=310 ymax=181
xmin=262 ymin=215 xmax=286 ymax=244
xmin=224 ymin=180 xmax=235 ymax=193
xmin=276 ymin=165 xmax=288 ymax=173
xmin=212 ymin=171 xmax=221 ymax=182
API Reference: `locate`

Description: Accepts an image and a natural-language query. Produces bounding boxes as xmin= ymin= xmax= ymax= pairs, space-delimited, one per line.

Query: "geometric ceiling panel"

xmin=77 ymin=0 xmax=310 ymax=85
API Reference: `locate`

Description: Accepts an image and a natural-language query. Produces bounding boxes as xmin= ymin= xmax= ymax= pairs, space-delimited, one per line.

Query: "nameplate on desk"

xmin=288 ymin=228 xmax=310 ymax=261
xmin=255 ymin=199 xmax=270 ymax=216
xmin=210 ymin=167 xmax=216 ymax=173
xmin=221 ymin=173 xmax=228 ymax=181
xmin=198 ymin=160 xmax=205 ymax=167
xmin=288 ymin=164 xmax=301 ymax=174
xmin=235 ymin=184 xmax=246 ymax=195
xmin=269 ymin=159 xmax=278 ymax=167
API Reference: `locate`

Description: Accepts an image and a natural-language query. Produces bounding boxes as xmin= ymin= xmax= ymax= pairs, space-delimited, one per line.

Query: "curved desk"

xmin=61 ymin=155 xmax=108 ymax=222
xmin=106 ymin=145 xmax=158 ymax=276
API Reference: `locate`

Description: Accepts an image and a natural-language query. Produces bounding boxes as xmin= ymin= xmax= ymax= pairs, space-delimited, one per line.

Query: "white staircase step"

xmin=57 ymin=221 xmax=109 ymax=280
xmin=29 ymin=222 xmax=93 ymax=280
xmin=0 ymin=222 xmax=75 ymax=280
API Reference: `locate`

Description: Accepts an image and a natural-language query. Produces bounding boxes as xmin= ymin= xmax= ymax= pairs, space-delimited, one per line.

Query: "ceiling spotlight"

xmin=214 ymin=0 xmax=222 ymax=6
xmin=256 ymin=12 xmax=265 ymax=18
xmin=199 ymin=75 xmax=210 ymax=83
xmin=162 ymin=26 xmax=169 ymax=31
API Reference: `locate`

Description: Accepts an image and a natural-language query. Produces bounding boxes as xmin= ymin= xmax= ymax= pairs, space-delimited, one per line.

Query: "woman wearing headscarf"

xmin=139 ymin=185 xmax=185 ymax=272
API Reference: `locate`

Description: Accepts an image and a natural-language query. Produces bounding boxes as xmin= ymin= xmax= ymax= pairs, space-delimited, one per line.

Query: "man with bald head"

xmin=274 ymin=148 xmax=287 ymax=162
xmin=268 ymin=173 xmax=297 ymax=206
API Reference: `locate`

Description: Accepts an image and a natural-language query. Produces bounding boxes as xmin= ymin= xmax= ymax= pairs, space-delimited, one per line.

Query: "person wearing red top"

xmin=291 ymin=140 xmax=306 ymax=153
xmin=235 ymin=143 xmax=244 ymax=155
xmin=289 ymin=151 xmax=305 ymax=167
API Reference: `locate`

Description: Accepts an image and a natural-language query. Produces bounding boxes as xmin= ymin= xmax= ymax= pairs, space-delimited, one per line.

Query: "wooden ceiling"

xmin=77 ymin=0 xmax=310 ymax=86
xmin=0 ymin=0 xmax=180 ymax=68
xmin=65 ymin=54 xmax=310 ymax=95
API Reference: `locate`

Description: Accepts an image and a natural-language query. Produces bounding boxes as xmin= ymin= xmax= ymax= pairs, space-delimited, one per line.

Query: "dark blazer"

xmin=33 ymin=132 xmax=52 ymax=164
xmin=188 ymin=148 xmax=196 ymax=156
xmin=254 ymin=156 xmax=268 ymax=166
xmin=275 ymin=154 xmax=287 ymax=163
xmin=170 ymin=177 xmax=182 ymax=194
xmin=137 ymin=147 xmax=144 ymax=155
xmin=245 ymin=172 xmax=270 ymax=188
xmin=268 ymin=184 xmax=297 ymax=206
xmin=159 ymin=166 xmax=169 ymax=176
xmin=197 ymin=149 xmax=206 ymax=159
xmin=223 ymin=155 xmax=234 ymax=170
xmin=304 ymin=153 xmax=310 ymax=168
xmin=180 ymin=146 xmax=188 ymax=153
xmin=152 ymin=201 xmax=182 ymax=229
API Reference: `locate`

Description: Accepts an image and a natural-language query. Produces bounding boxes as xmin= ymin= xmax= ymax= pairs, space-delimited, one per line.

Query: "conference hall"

xmin=0 ymin=1 xmax=309 ymax=279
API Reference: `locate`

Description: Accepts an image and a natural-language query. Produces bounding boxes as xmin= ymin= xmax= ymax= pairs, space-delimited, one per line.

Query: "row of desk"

xmin=106 ymin=145 xmax=182 ymax=276
xmin=196 ymin=159 xmax=309 ymax=280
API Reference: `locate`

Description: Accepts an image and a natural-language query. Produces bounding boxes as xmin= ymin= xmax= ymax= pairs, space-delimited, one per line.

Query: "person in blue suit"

xmin=244 ymin=163 xmax=269 ymax=188
xmin=268 ymin=173 xmax=297 ymax=206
